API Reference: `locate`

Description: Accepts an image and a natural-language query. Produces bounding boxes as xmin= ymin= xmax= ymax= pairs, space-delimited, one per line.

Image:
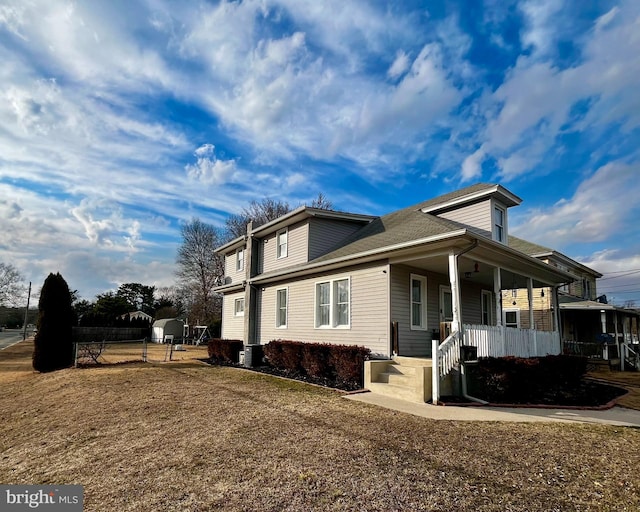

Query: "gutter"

xmin=451 ymin=240 xmax=489 ymax=405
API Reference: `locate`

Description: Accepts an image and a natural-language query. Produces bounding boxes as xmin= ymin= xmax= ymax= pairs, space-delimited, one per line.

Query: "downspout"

xmin=452 ymin=240 xmax=488 ymax=405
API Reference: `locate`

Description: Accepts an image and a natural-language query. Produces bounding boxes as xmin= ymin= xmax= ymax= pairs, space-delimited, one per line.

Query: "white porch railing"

xmin=432 ymin=325 xmax=562 ymax=404
xmin=463 ymin=324 xmax=561 ymax=358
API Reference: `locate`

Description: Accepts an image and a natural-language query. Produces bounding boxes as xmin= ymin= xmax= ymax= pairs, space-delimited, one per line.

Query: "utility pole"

xmin=22 ymin=281 xmax=32 ymax=341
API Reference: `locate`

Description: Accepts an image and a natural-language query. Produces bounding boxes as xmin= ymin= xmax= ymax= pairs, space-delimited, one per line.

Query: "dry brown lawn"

xmin=1 ymin=341 xmax=639 ymax=511
xmin=588 ymin=364 xmax=640 ymax=410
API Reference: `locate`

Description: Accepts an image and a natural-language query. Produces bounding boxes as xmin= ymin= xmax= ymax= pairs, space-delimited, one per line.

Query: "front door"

xmin=439 ymin=286 xmax=453 ymax=341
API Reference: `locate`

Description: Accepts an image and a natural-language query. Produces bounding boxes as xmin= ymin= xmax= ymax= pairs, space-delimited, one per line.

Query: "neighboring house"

xmin=120 ymin=310 xmax=154 ymax=323
xmin=504 ymin=237 xmax=640 ymax=369
xmin=214 ymin=183 xmax=584 ymax=403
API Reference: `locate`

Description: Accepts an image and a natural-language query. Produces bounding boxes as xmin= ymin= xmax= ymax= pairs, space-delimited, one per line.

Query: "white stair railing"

xmin=623 ymin=343 xmax=640 ymax=370
xmin=432 ymin=331 xmax=460 ymax=404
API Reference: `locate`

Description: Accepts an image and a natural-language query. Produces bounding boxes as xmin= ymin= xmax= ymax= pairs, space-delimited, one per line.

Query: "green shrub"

xmin=32 ymin=273 xmax=75 ymax=372
xmin=470 ymin=355 xmax=588 ymax=403
xmin=207 ymin=338 xmax=243 ymax=363
xmin=263 ymin=339 xmax=371 ymax=389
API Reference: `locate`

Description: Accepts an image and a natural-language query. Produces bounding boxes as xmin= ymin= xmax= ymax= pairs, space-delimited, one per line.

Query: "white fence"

xmin=463 ymin=324 xmax=561 ymax=358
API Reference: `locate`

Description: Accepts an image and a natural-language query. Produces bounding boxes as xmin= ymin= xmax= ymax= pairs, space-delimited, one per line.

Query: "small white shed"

xmin=151 ymin=318 xmax=185 ymax=343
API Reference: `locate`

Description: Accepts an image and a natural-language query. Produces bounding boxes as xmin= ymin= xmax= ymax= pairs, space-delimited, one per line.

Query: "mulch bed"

xmin=442 ymin=379 xmax=628 ymax=408
xmin=201 ymin=358 xmax=362 ymax=391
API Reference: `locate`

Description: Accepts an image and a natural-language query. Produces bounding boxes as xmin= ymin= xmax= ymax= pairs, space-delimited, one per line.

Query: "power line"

xmin=600 ymin=268 xmax=640 ymax=274
xmin=598 ymin=270 xmax=640 ymax=281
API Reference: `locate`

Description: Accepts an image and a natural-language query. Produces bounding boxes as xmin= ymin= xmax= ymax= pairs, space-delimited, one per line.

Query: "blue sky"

xmin=1 ymin=0 xmax=639 ymax=305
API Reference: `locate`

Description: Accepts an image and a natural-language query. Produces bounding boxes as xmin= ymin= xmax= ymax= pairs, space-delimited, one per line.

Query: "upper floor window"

xmin=493 ymin=206 xmax=506 ymax=243
xmin=315 ymin=277 xmax=350 ymax=328
xmin=236 ymin=248 xmax=244 ymax=272
xmin=503 ymin=308 xmax=520 ymax=328
xmin=276 ymin=229 xmax=288 ymax=259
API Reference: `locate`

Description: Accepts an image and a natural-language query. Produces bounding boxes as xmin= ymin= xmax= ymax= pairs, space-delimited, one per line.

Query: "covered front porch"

xmin=367 ymin=236 xmax=572 ymax=404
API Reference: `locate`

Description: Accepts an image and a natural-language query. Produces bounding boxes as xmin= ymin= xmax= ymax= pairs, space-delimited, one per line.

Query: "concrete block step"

xmin=384 ymin=364 xmax=416 ymax=376
xmin=393 ymin=356 xmax=433 ymax=367
xmin=376 ymin=372 xmax=415 ymax=387
xmin=366 ymin=382 xmax=421 ymax=403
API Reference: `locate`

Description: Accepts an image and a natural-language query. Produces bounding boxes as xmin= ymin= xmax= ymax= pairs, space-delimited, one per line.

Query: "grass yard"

xmin=1 ymin=341 xmax=639 ymax=511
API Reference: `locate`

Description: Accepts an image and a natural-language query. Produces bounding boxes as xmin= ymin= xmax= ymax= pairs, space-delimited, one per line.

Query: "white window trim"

xmin=276 ymin=228 xmax=288 ymax=259
xmin=439 ymin=285 xmax=453 ymax=322
xmin=493 ymin=204 xmax=506 ymax=244
xmin=275 ymin=287 xmax=288 ymax=328
xmin=234 ymin=297 xmax=245 ymax=317
xmin=503 ymin=308 xmax=520 ymax=328
xmin=314 ymin=277 xmax=351 ymax=329
xmin=481 ymin=290 xmax=494 ymax=326
xmin=236 ymin=248 xmax=244 ymax=272
xmin=410 ymin=274 xmax=427 ymax=331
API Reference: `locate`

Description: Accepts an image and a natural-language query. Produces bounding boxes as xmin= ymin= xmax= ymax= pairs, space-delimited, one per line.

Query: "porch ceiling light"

xmin=474 ymin=262 xmax=480 ymax=273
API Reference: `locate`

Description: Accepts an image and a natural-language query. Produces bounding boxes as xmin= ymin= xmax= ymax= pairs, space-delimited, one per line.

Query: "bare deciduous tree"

xmin=309 ymin=192 xmax=333 ymax=210
xmin=225 ymin=198 xmax=292 ymax=239
xmin=176 ymin=219 xmax=225 ymax=326
xmin=0 ymin=263 xmax=25 ymax=307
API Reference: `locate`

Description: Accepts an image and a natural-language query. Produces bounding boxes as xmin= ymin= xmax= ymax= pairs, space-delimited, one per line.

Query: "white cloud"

xmin=512 ymin=161 xmax=640 ymax=246
xmin=462 ymin=0 xmax=640 ymax=180
xmin=388 ymin=50 xmax=409 ymax=79
xmin=519 ymin=0 xmax=564 ymax=57
xmin=461 ymin=147 xmax=485 ymax=181
xmin=185 ymin=144 xmax=239 ymax=185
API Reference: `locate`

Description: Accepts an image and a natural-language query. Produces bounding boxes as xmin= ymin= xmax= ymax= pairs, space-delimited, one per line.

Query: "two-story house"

xmin=214 ymin=183 xmax=585 ymax=402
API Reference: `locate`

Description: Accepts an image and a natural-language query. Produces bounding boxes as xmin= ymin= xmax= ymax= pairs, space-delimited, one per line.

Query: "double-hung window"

xmin=315 ymin=278 xmax=350 ymax=328
xmin=236 ymin=248 xmax=244 ymax=272
xmin=493 ymin=206 xmax=506 ymax=243
xmin=481 ymin=290 xmax=493 ymax=325
xmin=410 ymin=274 xmax=427 ymax=330
xmin=276 ymin=229 xmax=288 ymax=259
xmin=234 ymin=298 xmax=245 ymax=317
xmin=276 ymin=288 xmax=288 ymax=328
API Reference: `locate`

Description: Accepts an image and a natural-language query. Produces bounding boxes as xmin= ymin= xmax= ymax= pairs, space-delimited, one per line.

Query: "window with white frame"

xmin=234 ymin=298 xmax=245 ymax=317
xmin=276 ymin=229 xmax=288 ymax=259
xmin=236 ymin=248 xmax=244 ymax=272
xmin=410 ymin=274 xmax=427 ymax=330
xmin=315 ymin=278 xmax=350 ymax=328
xmin=493 ymin=205 xmax=506 ymax=243
xmin=276 ymin=288 xmax=288 ymax=328
xmin=481 ymin=290 xmax=493 ymax=325
xmin=503 ymin=308 xmax=520 ymax=328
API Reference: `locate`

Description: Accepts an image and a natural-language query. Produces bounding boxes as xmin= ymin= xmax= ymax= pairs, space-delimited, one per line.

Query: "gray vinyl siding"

xmin=224 ymin=250 xmax=245 ymax=285
xmin=259 ymin=221 xmax=309 ymax=274
xmin=221 ymin=291 xmax=245 ymax=340
xmin=438 ymin=199 xmax=492 ymax=239
xmin=390 ymin=265 xmax=490 ymax=356
xmin=256 ymin=261 xmax=390 ymax=357
xmin=308 ymin=219 xmax=366 ymax=260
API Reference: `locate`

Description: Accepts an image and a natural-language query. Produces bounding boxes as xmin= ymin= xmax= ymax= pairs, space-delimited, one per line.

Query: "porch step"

xmin=365 ymin=358 xmax=434 ymax=403
xmin=377 ymin=371 xmax=415 ymax=387
xmin=366 ymin=382 xmax=423 ymax=403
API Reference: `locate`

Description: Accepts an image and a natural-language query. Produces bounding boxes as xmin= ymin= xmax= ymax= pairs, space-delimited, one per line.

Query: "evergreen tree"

xmin=32 ymin=273 xmax=74 ymax=372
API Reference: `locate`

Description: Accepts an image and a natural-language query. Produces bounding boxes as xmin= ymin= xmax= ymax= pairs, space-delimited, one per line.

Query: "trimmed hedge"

xmin=263 ymin=339 xmax=371 ymax=388
xmin=207 ymin=338 xmax=244 ymax=363
xmin=470 ymin=354 xmax=588 ymax=403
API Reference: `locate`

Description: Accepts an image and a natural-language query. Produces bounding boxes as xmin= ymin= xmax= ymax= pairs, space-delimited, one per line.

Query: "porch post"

xmin=552 ymin=286 xmax=562 ymax=353
xmin=622 ymin=315 xmax=628 ymax=371
xmin=493 ymin=267 xmax=502 ymax=327
xmin=448 ymin=251 xmax=462 ymax=334
xmin=527 ymin=278 xmax=534 ymax=330
xmin=614 ymin=311 xmax=621 ymax=371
